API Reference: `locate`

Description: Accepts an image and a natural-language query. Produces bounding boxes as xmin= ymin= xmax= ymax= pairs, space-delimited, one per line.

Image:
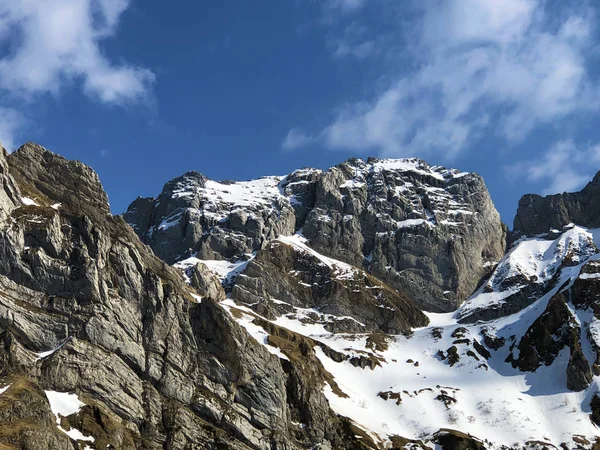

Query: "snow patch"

xmin=175 ymin=255 xmax=253 ymax=285
xmin=35 ymin=337 xmax=71 ymax=360
xmin=21 ymin=197 xmax=39 ymax=206
xmin=220 ymin=300 xmax=289 ymax=360
xmin=45 ymin=391 xmax=94 ymax=443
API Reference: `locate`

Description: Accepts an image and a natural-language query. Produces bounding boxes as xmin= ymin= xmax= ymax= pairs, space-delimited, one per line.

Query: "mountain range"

xmin=0 ymin=142 xmax=598 ymax=449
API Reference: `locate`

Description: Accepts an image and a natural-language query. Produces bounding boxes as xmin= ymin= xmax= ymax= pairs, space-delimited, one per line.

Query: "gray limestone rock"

xmin=514 ymin=170 xmax=600 ymax=237
xmin=0 ymin=145 xmax=20 ymax=222
xmin=189 ymin=261 xmax=227 ymax=301
xmin=301 ymin=158 xmax=506 ymax=312
xmin=8 ymin=142 xmax=110 ymax=221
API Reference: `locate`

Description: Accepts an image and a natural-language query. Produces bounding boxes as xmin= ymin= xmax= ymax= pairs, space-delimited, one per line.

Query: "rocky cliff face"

xmin=514 ymin=171 xmax=600 ymax=237
xmin=300 ymin=158 xmax=506 ymax=312
xmin=126 ymin=157 xmax=506 ymax=312
xmin=0 ymin=143 xmax=367 ymax=449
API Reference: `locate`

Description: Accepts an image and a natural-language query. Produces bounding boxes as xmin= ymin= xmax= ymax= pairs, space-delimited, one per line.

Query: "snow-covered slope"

xmin=215 ymin=224 xmax=600 ymax=449
xmin=458 ymin=225 xmax=600 ymax=322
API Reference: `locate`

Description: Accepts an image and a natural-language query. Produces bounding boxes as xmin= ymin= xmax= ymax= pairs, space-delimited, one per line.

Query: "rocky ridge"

xmin=514 ymin=170 xmax=600 ymax=237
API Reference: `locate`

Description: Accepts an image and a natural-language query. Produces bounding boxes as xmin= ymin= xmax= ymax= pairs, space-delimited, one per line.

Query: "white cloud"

xmin=506 ymin=140 xmax=600 ymax=194
xmin=421 ymin=0 xmax=536 ymax=46
xmin=288 ymin=0 xmax=598 ymax=160
xmin=0 ymin=108 xmax=26 ymax=152
xmin=326 ymin=22 xmax=380 ymax=60
xmin=322 ymin=0 xmax=367 ymax=15
xmin=282 ymin=128 xmax=314 ymax=151
xmin=330 ymin=37 xmax=376 ymax=60
xmin=0 ymin=0 xmax=154 ymax=105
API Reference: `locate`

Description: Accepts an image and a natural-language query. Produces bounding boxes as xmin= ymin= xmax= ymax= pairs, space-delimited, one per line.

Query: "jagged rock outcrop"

xmin=509 ymin=292 xmax=593 ymax=391
xmin=0 ymin=143 xmax=364 ymax=449
xmin=126 ymin=157 xmax=506 ymax=312
xmin=0 ymin=145 xmax=20 ymax=221
xmin=8 ymin=142 xmax=110 ymax=221
xmin=514 ymin=170 xmax=600 ymax=237
xmin=230 ymin=238 xmax=428 ymax=334
xmin=434 ymin=429 xmax=485 ymax=450
xmin=189 ymin=261 xmax=227 ymax=301
xmin=124 ymin=171 xmax=298 ymax=264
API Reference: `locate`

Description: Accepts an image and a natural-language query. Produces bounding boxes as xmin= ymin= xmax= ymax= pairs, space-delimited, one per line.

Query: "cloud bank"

xmin=507 ymin=140 xmax=600 ymax=195
xmin=0 ymin=0 xmax=154 ymax=150
xmin=287 ymin=0 xmax=600 ymax=194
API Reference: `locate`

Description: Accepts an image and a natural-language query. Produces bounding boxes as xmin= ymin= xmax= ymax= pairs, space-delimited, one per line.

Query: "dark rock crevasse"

xmin=510 ymin=292 xmax=593 ymax=391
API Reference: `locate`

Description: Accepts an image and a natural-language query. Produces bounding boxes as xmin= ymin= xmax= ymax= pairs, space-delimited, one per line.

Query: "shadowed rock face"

xmin=434 ymin=429 xmax=485 ymax=450
xmin=126 ymin=157 xmax=506 ymax=312
xmin=8 ymin=142 xmax=110 ymax=221
xmin=514 ymin=171 xmax=600 ymax=237
xmin=508 ymin=292 xmax=593 ymax=392
xmin=0 ymin=143 xmax=364 ymax=449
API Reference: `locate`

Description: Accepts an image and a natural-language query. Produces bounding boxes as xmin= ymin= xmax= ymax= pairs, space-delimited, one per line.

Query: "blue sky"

xmin=1 ymin=0 xmax=600 ymax=226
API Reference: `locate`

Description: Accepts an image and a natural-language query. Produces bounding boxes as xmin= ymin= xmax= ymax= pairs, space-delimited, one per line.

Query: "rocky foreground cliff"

xmin=0 ymin=142 xmax=599 ymax=450
xmin=0 ymin=143 xmax=383 ymax=449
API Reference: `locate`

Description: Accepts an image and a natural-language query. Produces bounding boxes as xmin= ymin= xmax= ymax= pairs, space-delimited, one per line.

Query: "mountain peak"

xmin=513 ymin=170 xmax=600 ymax=236
xmin=337 ymin=156 xmax=472 ymax=183
xmin=8 ymin=142 xmax=110 ymax=219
